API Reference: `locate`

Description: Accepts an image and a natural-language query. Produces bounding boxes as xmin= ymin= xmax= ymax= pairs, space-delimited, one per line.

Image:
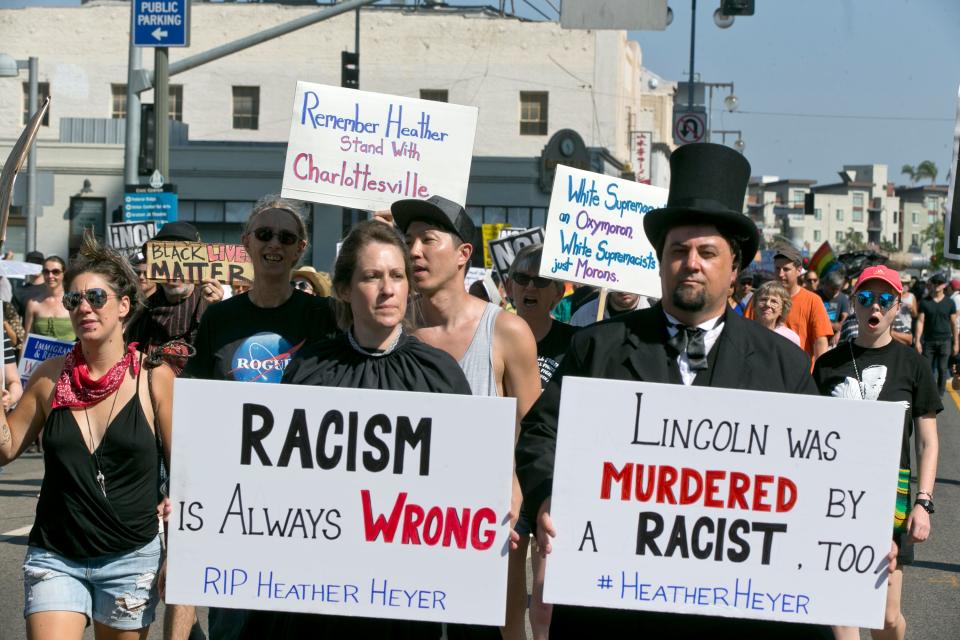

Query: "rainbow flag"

xmin=809 ymin=242 xmax=838 ymax=276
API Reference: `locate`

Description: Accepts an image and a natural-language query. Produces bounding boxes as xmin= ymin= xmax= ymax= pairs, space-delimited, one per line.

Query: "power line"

xmin=737 ymin=110 xmax=952 ymax=123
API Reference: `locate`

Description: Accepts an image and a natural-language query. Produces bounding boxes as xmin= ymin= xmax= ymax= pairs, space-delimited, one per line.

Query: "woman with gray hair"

xmin=752 ymin=280 xmax=801 ymax=347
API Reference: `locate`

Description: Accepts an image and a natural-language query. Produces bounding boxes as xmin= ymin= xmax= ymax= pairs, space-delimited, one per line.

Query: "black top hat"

xmin=643 ymin=143 xmax=760 ymax=269
xmin=391 ymin=195 xmax=476 ymax=243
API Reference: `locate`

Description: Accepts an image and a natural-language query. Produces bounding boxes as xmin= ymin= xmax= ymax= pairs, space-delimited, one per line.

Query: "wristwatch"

xmin=914 ymin=498 xmax=935 ymax=514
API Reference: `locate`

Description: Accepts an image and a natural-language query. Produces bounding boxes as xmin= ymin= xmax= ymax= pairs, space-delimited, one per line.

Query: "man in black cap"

xmin=12 ymin=250 xmax=46 ymax=316
xmin=391 ymin=194 xmax=541 ymax=640
xmin=127 ymin=221 xmax=223 ymax=374
xmin=516 ymin=143 xmax=829 ymax=638
xmin=916 ymin=272 xmax=958 ymax=396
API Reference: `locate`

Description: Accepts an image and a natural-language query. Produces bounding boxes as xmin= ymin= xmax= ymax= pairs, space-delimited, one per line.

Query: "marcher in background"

xmin=819 ymin=269 xmax=850 ymax=346
xmin=802 ymin=269 xmax=820 ymax=292
xmin=0 ymin=233 xmax=175 ymax=640
xmin=12 ymin=250 xmax=46 ymax=317
xmin=897 ymin=275 xmax=918 ymax=333
xmin=132 ymin=252 xmax=157 ymax=301
xmin=568 ymin=290 xmax=651 ymax=327
xmin=24 ymin=256 xmax=76 ymax=343
xmin=814 ymin=265 xmax=940 ymax=640
xmin=4 ymin=295 xmax=26 ymax=354
xmin=915 ymin=272 xmax=957 ymax=396
xmin=291 ymin=265 xmax=332 ymax=297
xmin=751 ymin=280 xmax=801 ymax=347
xmin=393 ymin=194 xmax=540 ymax=640
xmin=731 ymin=271 xmax=754 ymax=315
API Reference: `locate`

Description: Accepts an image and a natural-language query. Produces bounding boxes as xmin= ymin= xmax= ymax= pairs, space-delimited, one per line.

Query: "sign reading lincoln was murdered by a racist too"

xmin=281 ymin=82 xmax=478 ymax=211
xmin=145 ymin=240 xmax=253 ymax=285
xmin=545 ymin=378 xmax=904 ymax=629
xmin=165 ymin=380 xmax=517 ymax=625
xmin=540 ymin=165 xmax=667 ymax=298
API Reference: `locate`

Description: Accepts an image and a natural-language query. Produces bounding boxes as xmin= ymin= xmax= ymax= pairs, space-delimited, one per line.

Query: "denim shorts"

xmin=22 ymin=535 xmax=162 ymax=630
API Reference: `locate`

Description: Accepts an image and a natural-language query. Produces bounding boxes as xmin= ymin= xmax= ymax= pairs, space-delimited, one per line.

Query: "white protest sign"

xmin=546 ymin=378 xmax=903 ymax=628
xmin=18 ymin=333 xmax=74 ymax=386
xmin=109 ymin=220 xmax=157 ymax=251
xmin=282 ymin=82 xmax=478 ymax=211
xmin=0 ymin=260 xmax=41 ymax=279
xmin=540 ymin=165 xmax=667 ymax=297
xmin=166 ymin=379 xmax=516 ymax=625
xmin=488 ymin=227 xmax=545 ymax=282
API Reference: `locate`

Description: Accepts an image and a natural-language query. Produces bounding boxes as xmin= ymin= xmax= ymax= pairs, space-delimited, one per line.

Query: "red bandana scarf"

xmin=52 ymin=342 xmax=140 ymax=409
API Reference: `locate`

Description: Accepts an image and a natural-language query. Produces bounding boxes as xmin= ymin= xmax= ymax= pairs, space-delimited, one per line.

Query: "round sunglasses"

xmin=855 ymin=291 xmax=898 ymax=311
xmin=62 ymin=288 xmax=117 ymax=311
xmin=252 ymin=227 xmax=300 ymax=246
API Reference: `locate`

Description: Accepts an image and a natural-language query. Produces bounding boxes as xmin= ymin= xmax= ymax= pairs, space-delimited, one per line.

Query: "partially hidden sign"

xmin=18 ymin=333 xmax=74 ymax=387
xmin=540 ymin=165 xmax=666 ymax=298
xmin=145 ymin=241 xmax=253 ymax=285
xmin=166 ymin=379 xmax=516 ymax=625
xmin=488 ymin=227 xmax=545 ymax=283
xmin=281 ymin=82 xmax=478 ymax=211
xmin=109 ymin=221 xmax=157 ymax=251
xmin=546 ymin=378 xmax=904 ymax=628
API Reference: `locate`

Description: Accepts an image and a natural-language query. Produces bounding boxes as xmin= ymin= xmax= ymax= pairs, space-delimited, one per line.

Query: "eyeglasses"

xmin=63 ymin=288 xmax=115 ymax=311
xmin=291 ymin=280 xmax=313 ymax=292
xmin=856 ymin=291 xmax=898 ymax=311
xmin=511 ymin=273 xmax=553 ymax=289
xmin=42 ymin=268 xmax=63 ymax=276
xmin=252 ymin=227 xmax=300 ymax=246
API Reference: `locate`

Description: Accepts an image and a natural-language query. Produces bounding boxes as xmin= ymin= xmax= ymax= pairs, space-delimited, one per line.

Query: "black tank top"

xmin=29 ymin=380 xmax=161 ymax=559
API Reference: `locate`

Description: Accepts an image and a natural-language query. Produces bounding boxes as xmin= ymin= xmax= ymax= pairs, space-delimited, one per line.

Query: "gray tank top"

xmin=458 ymin=302 xmax=501 ymax=397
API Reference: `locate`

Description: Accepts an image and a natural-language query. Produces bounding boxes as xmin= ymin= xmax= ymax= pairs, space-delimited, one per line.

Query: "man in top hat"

xmin=515 ymin=143 xmax=828 ymax=638
xmin=127 ymin=221 xmax=223 ymax=374
xmin=391 ymin=194 xmax=542 ymax=640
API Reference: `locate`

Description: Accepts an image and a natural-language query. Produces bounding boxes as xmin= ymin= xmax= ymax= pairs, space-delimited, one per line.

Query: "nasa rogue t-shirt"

xmin=184 ymin=290 xmax=337 ymax=383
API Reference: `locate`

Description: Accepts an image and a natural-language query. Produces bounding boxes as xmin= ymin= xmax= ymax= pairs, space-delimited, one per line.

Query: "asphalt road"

xmin=1 ymin=392 xmax=959 ymax=640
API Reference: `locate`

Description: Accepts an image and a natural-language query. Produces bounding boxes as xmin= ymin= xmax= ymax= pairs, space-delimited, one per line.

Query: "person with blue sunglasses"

xmin=813 ymin=265 xmax=941 ymax=640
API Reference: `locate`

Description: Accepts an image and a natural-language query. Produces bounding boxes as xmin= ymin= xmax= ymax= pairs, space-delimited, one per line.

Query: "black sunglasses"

xmin=252 ymin=227 xmax=299 ymax=246
xmin=856 ymin=291 xmax=898 ymax=311
xmin=63 ymin=288 xmax=115 ymax=311
xmin=511 ymin=273 xmax=553 ymax=289
xmin=42 ymin=268 xmax=63 ymax=276
xmin=291 ymin=280 xmax=313 ymax=292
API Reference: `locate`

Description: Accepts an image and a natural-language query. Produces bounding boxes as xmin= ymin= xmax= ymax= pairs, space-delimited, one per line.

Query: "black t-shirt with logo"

xmin=183 ymin=291 xmax=337 ymax=383
xmin=919 ymin=296 xmax=956 ymax=341
xmin=536 ymin=320 xmax=579 ymax=388
xmin=812 ymin=339 xmax=942 ymax=469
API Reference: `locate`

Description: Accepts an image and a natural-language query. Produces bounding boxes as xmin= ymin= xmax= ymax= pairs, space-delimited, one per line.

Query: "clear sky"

xmin=3 ymin=0 xmax=958 ymax=187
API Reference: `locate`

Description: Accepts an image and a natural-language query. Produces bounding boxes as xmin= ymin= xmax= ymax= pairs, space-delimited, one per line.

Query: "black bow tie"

xmin=667 ymin=324 xmax=708 ymax=371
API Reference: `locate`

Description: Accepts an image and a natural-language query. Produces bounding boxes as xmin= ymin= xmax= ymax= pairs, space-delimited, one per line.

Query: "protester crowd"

xmin=0 ymin=142 xmax=945 ymax=640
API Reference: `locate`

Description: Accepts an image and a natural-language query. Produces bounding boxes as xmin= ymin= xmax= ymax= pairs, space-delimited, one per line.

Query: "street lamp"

xmin=713 ymin=129 xmax=745 ymax=153
xmin=0 ymin=53 xmax=39 ymax=254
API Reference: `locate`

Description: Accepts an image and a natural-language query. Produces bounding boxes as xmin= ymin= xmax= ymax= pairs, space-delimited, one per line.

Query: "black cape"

xmin=241 ymin=331 xmax=470 ymax=640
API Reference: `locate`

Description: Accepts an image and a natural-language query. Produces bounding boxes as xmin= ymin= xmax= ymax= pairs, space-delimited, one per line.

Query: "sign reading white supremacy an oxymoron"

xmin=540 ymin=165 xmax=667 ymax=298
xmin=166 ymin=379 xmax=516 ymax=625
xmin=281 ymin=82 xmax=478 ymax=211
xmin=546 ymin=378 xmax=904 ymax=628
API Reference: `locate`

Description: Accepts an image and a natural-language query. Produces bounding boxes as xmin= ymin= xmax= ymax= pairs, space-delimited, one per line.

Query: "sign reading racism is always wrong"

xmin=540 ymin=165 xmax=667 ymax=298
xmin=281 ymin=82 xmax=478 ymax=211
xmin=545 ymin=378 xmax=904 ymax=628
xmin=145 ymin=240 xmax=253 ymax=285
xmin=166 ymin=380 xmax=516 ymax=625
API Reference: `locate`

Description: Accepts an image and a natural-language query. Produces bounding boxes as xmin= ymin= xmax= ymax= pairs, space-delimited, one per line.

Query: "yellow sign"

xmin=481 ymin=223 xmax=508 ymax=269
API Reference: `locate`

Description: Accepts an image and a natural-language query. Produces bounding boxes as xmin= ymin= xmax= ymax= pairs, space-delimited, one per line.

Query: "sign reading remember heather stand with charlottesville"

xmin=166 ymin=380 xmax=516 ymax=625
xmin=545 ymin=378 xmax=904 ymax=628
xmin=540 ymin=165 xmax=667 ymax=298
xmin=281 ymin=82 xmax=478 ymax=211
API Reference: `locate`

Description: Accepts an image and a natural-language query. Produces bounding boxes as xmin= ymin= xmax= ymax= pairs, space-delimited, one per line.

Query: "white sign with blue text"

xmin=281 ymin=82 xmax=478 ymax=211
xmin=540 ymin=165 xmax=667 ymax=297
xmin=546 ymin=378 xmax=904 ymax=628
xmin=18 ymin=333 xmax=74 ymax=387
xmin=166 ymin=379 xmax=516 ymax=625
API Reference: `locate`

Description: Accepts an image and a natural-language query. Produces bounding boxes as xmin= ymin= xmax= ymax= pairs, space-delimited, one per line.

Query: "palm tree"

xmin=915 ymin=160 xmax=938 ymax=185
xmin=901 ymin=164 xmax=916 ymax=184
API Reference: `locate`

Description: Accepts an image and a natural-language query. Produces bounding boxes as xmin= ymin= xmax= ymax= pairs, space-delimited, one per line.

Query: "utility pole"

xmin=687 ymin=0 xmax=696 ymax=110
xmin=123 ymin=42 xmax=142 ymax=185
xmin=154 ymin=47 xmax=169 ymax=180
xmin=25 ymin=56 xmax=37 ymax=253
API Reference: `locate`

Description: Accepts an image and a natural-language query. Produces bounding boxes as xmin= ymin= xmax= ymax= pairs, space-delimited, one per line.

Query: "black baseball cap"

xmin=391 ymin=195 xmax=476 ymax=243
xmin=929 ymin=272 xmax=948 ymax=285
xmin=25 ymin=250 xmax=44 ymax=264
xmin=153 ymin=221 xmax=200 ymax=242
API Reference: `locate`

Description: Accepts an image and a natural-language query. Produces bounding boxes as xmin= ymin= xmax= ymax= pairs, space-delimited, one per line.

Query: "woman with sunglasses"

xmin=0 ymin=234 xmax=174 ymax=639
xmin=813 ymin=266 xmax=940 ymax=640
xmin=24 ymin=256 xmax=76 ymax=342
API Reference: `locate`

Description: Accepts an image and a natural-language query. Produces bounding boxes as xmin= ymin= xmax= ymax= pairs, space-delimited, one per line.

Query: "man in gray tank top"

xmin=391 ymin=195 xmax=542 ymax=640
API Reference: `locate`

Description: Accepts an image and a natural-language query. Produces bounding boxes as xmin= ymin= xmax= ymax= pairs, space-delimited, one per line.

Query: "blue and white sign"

xmin=133 ymin=0 xmax=190 ymax=48
xmin=18 ymin=333 xmax=74 ymax=387
xmin=124 ymin=185 xmax=178 ymax=225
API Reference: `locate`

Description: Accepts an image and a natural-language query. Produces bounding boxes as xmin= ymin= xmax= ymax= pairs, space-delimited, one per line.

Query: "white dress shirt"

xmin=663 ymin=310 xmax=725 ymax=385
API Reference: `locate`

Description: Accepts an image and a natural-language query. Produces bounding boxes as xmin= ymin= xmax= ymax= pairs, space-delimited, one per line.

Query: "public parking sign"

xmin=673 ymin=107 xmax=707 ymax=145
xmin=124 ymin=185 xmax=178 ymax=225
xmin=133 ymin=0 xmax=190 ymax=47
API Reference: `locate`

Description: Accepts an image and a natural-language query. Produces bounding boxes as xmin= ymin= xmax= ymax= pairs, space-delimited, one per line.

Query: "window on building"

xmin=22 ymin=82 xmax=50 ymax=126
xmin=814 ymin=208 xmax=822 ymax=220
xmin=924 ymin=195 xmax=939 ymax=211
xmin=814 ymin=230 xmax=821 ymax=242
xmin=836 ymin=231 xmax=844 ymax=242
xmin=852 ymin=209 xmax=863 ymax=222
xmin=929 ymin=212 xmax=938 ymax=224
xmin=835 ymin=209 xmax=844 ymax=222
xmin=852 ymin=192 xmax=864 ymax=208
xmin=519 ymin=91 xmax=548 ymax=135
xmin=232 ymin=86 xmax=260 ymax=130
xmin=111 ymin=84 xmax=127 ymax=119
xmin=893 ymin=211 xmax=898 ymax=224
xmin=169 ymin=84 xmax=183 ymax=122
xmin=911 ymin=233 xmax=919 ymax=248
xmin=912 ymin=212 xmax=919 ymax=224
xmin=892 ymin=232 xmax=898 ymax=246
xmin=792 ymin=190 xmax=805 ymax=206
xmin=420 ymin=89 xmax=448 ymax=103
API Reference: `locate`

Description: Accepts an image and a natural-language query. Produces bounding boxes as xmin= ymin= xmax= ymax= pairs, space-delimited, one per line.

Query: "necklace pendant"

xmin=96 ymin=470 xmax=106 ymax=497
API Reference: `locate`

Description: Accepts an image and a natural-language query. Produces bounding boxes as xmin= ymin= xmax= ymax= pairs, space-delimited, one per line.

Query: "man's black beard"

xmin=672 ymin=286 xmax=706 ymax=312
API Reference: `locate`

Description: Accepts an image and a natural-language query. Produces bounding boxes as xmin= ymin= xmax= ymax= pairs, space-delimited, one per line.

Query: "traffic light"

xmin=138 ymin=103 xmax=156 ymax=176
xmin=341 ymin=51 xmax=359 ymax=89
xmin=721 ymin=0 xmax=755 ymax=16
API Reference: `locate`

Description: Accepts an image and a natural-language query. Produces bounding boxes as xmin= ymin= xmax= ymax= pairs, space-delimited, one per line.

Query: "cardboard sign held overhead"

xmin=546 ymin=377 xmax=904 ymax=628
xmin=540 ymin=165 xmax=667 ymax=298
xmin=145 ymin=241 xmax=253 ymax=285
xmin=281 ymin=82 xmax=478 ymax=211
xmin=165 ymin=379 xmax=516 ymax=625
xmin=488 ymin=227 xmax=545 ymax=283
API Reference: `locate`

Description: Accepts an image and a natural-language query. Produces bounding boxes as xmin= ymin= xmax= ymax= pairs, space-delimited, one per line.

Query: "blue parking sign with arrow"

xmin=133 ymin=1 xmax=190 ymax=48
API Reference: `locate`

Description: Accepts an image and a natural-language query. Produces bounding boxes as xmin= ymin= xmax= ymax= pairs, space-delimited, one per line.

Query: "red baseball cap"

xmin=854 ymin=265 xmax=903 ymax=294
